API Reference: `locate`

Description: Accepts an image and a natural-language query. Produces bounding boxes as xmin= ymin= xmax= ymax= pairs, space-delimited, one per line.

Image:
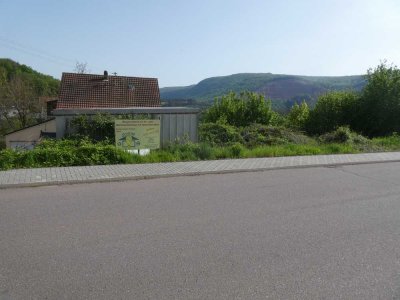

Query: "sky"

xmin=0 ymin=0 xmax=399 ymax=87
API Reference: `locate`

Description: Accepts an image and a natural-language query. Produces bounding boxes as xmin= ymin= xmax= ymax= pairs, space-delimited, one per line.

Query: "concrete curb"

xmin=1 ymin=157 xmax=400 ymax=189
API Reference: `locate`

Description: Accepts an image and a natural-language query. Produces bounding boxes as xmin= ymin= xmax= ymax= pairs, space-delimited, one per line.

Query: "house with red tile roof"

xmin=5 ymin=71 xmax=199 ymax=149
xmin=57 ymin=71 xmax=161 ymax=109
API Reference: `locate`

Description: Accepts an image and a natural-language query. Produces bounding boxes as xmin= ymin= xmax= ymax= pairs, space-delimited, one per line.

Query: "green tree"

xmin=355 ymin=62 xmax=400 ymax=137
xmin=0 ymin=59 xmax=59 ymax=96
xmin=0 ymin=74 xmax=40 ymax=128
xmin=203 ymin=91 xmax=274 ymax=127
xmin=305 ymin=91 xmax=359 ymax=135
xmin=287 ymin=101 xmax=309 ymax=130
xmin=0 ymin=59 xmax=60 ymax=131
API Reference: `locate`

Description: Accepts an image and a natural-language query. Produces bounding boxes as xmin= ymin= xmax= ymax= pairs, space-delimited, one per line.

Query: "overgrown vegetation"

xmin=0 ymin=139 xmax=131 ymax=170
xmin=68 ymin=114 xmax=115 ymax=142
xmin=305 ymin=91 xmax=359 ymax=134
xmin=203 ymin=91 xmax=276 ymax=127
xmin=304 ymin=62 xmax=400 ymax=137
xmin=286 ymin=101 xmax=309 ymax=130
xmin=198 ymin=122 xmax=243 ymax=146
xmin=1 ymin=61 xmax=400 ymax=170
xmin=355 ymin=63 xmax=400 ymax=137
xmin=2 ymin=133 xmax=400 ymax=170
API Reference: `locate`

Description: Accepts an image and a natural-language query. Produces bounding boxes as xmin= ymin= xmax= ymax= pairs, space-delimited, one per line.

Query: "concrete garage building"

xmin=4 ymin=71 xmax=199 ymax=149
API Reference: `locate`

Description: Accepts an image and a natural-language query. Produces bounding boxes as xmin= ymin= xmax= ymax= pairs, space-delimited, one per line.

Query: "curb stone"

xmin=1 ymin=152 xmax=400 ymax=189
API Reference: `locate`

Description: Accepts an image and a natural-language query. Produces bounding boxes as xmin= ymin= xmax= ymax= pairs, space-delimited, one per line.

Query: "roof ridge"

xmin=57 ymin=72 xmax=161 ymax=109
xmin=61 ymin=72 xmax=159 ymax=81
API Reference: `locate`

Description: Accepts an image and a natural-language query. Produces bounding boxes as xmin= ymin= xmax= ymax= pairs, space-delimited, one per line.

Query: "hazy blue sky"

xmin=0 ymin=0 xmax=399 ymax=87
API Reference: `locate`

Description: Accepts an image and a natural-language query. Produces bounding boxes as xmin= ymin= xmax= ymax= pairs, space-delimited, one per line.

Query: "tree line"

xmin=204 ymin=62 xmax=400 ymax=138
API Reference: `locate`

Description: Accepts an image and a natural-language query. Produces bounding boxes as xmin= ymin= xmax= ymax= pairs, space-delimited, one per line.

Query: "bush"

xmin=0 ymin=149 xmax=16 ymax=170
xmin=241 ymin=124 xmax=313 ymax=147
xmin=0 ymin=138 xmax=138 ymax=170
xmin=69 ymin=113 xmax=115 ymax=142
xmin=199 ymin=122 xmax=243 ymax=146
xmin=303 ymin=62 xmax=400 ymax=137
xmin=318 ymin=126 xmax=370 ymax=145
xmin=228 ymin=143 xmax=245 ymax=158
xmin=286 ymin=101 xmax=310 ymax=130
xmin=306 ymin=91 xmax=360 ymax=135
xmin=355 ymin=62 xmax=400 ymax=137
xmin=193 ymin=143 xmax=214 ymax=160
xmin=0 ymin=137 xmax=6 ymax=150
xmin=319 ymin=126 xmax=352 ymax=143
xmin=203 ymin=91 xmax=275 ymax=127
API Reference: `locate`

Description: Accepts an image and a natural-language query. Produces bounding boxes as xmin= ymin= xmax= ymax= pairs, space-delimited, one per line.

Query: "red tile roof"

xmin=57 ymin=72 xmax=161 ymax=109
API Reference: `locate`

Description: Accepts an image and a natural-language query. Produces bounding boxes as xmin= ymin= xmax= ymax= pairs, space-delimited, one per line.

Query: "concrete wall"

xmin=5 ymin=119 xmax=56 ymax=149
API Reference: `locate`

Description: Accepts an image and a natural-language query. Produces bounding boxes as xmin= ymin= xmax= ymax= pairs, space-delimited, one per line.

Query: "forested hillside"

xmin=161 ymin=73 xmax=366 ymax=111
xmin=0 ymin=59 xmax=60 ymax=143
xmin=0 ymin=58 xmax=60 ymax=96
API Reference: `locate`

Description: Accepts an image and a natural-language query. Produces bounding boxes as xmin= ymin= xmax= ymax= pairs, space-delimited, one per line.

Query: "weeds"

xmin=2 ymin=129 xmax=400 ymax=171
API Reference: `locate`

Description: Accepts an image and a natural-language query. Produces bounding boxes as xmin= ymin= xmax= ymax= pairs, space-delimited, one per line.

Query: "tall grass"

xmin=371 ymin=133 xmax=400 ymax=150
xmin=2 ymin=134 xmax=400 ymax=170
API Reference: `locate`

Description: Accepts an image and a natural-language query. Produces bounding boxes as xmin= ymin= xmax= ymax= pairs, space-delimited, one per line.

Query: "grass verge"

xmin=1 ymin=135 xmax=400 ymax=171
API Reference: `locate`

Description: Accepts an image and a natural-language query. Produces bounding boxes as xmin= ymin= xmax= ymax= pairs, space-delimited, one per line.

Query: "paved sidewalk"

xmin=1 ymin=152 xmax=400 ymax=189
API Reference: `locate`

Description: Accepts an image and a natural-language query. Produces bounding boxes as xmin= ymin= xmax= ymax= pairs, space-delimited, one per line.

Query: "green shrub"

xmin=318 ymin=126 xmax=370 ymax=146
xmin=351 ymin=133 xmax=370 ymax=145
xmin=203 ymin=91 xmax=275 ymax=127
xmin=306 ymin=91 xmax=360 ymax=135
xmin=0 ymin=137 xmax=6 ymax=150
xmin=193 ymin=143 xmax=214 ymax=160
xmin=229 ymin=143 xmax=245 ymax=158
xmin=199 ymin=122 xmax=243 ymax=146
xmin=241 ymin=124 xmax=313 ymax=147
xmin=0 ymin=149 xmax=16 ymax=170
xmin=69 ymin=113 xmax=115 ymax=142
xmin=199 ymin=123 xmax=313 ymax=148
xmin=286 ymin=101 xmax=310 ymax=130
xmin=0 ymin=139 xmax=141 ymax=170
xmin=319 ymin=126 xmax=353 ymax=143
xmin=355 ymin=63 xmax=400 ymax=137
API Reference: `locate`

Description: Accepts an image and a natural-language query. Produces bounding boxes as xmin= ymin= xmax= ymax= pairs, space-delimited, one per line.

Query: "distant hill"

xmin=0 ymin=59 xmax=367 ymax=112
xmin=0 ymin=58 xmax=60 ymax=96
xmin=160 ymin=73 xmax=366 ymax=111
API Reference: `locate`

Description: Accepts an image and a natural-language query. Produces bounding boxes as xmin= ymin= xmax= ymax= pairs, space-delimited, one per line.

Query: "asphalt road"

xmin=1 ymin=162 xmax=400 ymax=299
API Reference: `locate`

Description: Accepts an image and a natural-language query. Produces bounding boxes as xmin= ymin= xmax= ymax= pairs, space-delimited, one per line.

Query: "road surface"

xmin=1 ymin=162 xmax=400 ymax=299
